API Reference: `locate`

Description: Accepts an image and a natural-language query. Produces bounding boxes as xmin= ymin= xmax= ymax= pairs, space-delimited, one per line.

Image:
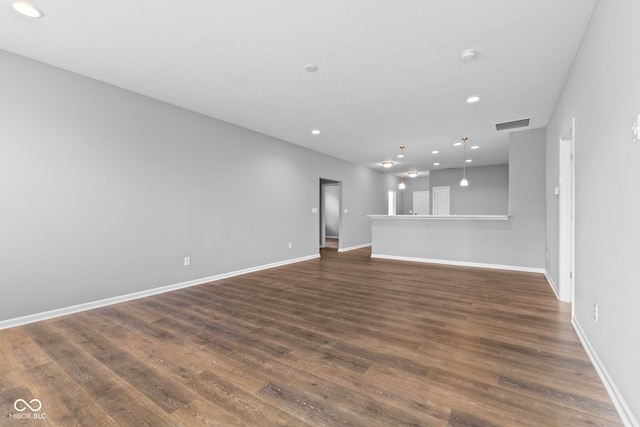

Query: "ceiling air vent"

xmin=495 ymin=118 xmax=530 ymax=131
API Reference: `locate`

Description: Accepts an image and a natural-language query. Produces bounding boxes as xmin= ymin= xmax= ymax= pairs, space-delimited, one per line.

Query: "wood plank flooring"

xmin=0 ymin=247 xmax=622 ymax=426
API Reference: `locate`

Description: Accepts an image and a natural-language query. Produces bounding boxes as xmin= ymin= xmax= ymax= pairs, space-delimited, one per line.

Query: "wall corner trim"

xmin=572 ymin=318 xmax=639 ymax=427
xmin=0 ymin=253 xmax=320 ymax=331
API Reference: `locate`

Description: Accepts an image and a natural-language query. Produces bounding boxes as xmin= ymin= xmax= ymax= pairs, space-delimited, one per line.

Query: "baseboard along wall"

xmin=0 ymin=254 xmax=320 ymax=331
xmin=370 ymin=253 xmax=545 ymax=274
xmin=572 ymin=318 xmax=639 ymax=427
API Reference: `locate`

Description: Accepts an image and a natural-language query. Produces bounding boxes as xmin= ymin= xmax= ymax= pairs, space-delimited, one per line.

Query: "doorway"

xmin=320 ymin=179 xmax=341 ymax=250
xmin=559 ymin=118 xmax=575 ymax=304
xmin=432 ymin=186 xmax=450 ymax=215
xmin=413 ymin=191 xmax=430 ymax=215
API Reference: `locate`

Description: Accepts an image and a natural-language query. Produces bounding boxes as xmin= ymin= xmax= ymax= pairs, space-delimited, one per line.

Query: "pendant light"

xmin=398 ymin=146 xmax=406 ymax=190
xmin=460 ymin=137 xmax=469 ymax=187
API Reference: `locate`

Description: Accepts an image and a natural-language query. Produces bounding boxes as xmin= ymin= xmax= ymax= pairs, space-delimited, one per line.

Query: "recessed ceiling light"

xmin=304 ymin=64 xmax=318 ymax=72
xmin=311 ymin=129 xmax=320 ymax=135
xmin=460 ymin=49 xmax=477 ymax=62
xmin=471 ymin=145 xmax=479 ymax=149
xmin=431 ymin=150 xmax=439 ymax=154
xmin=466 ymin=96 xmax=480 ymax=103
xmin=11 ymin=1 xmax=44 ymax=18
xmin=466 ymin=159 xmax=473 ymax=163
xmin=454 ymin=142 xmax=462 ymax=147
xmin=433 ymin=162 xmax=440 ymax=166
xmin=382 ymin=161 xmax=394 ymax=168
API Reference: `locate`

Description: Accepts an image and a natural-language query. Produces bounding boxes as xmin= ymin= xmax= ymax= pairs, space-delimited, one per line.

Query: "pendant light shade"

xmin=460 ymin=137 xmax=469 ymax=187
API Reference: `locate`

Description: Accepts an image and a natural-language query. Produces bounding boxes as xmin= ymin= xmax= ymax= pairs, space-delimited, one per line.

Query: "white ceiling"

xmin=0 ymin=0 xmax=596 ymax=176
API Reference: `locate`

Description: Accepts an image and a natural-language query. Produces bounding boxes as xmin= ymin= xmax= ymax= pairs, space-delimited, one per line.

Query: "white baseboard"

xmin=338 ymin=243 xmax=372 ymax=252
xmin=572 ymin=318 xmax=638 ymax=427
xmin=544 ymin=270 xmax=561 ymax=299
xmin=370 ymin=253 xmax=545 ymax=274
xmin=0 ymin=254 xmax=320 ymax=331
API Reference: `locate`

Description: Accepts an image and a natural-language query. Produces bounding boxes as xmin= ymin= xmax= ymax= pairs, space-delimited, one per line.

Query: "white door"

xmin=412 ymin=191 xmax=430 ymax=215
xmin=388 ymin=190 xmax=396 ymax=215
xmin=432 ymin=186 xmax=450 ymax=215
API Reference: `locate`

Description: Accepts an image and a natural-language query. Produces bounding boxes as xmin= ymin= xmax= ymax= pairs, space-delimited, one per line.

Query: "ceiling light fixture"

xmin=304 ymin=64 xmax=318 ymax=72
xmin=459 ymin=49 xmax=477 ymax=62
xmin=382 ymin=161 xmax=394 ymax=168
xmin=460 ymin=137 xmax=469 ymax=187
xmin=471 ymin=145 xmax=479 ymax=149
xmin=311 ymin=129 xmax=320 ymax=135
xmin=398 ymin=146 xmax=406 ymax=190
xmin=408 ymin=171 xmax=418 ymax=178
xmin=432 ymin=150 xmax=439 ymax=154
xmin=466 ymin=95 xmax=480 ymax=103
xmin=433 ymin=162 xmax=440 ymax=166
xmin=11 ymin=1 xmax=44 ymax=18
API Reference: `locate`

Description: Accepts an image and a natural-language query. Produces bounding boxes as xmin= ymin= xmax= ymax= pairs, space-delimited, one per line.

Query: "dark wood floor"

xmin=0 ymin=247 xmax=622 ymax=426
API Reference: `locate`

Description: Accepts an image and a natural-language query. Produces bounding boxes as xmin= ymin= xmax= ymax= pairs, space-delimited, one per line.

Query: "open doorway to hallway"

xmin=320 ymin=178 xmax=341 ymax=251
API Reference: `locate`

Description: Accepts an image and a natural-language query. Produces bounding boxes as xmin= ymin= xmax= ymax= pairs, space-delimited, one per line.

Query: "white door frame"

xmin=388 ymin=190 xmax=396 ymax=215
xmin=559 ymin=118 xmax=576 ymax=305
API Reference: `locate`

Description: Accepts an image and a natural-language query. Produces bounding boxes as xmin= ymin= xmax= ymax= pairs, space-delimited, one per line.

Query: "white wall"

xmin=0 ymin=50 xmax=395 ymax=323
xmin=545 ymin=0 xmax=640 ymax=423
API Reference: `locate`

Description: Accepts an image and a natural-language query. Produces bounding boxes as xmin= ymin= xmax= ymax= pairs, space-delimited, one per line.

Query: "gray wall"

xmin=0 ymin=49 xmax=395 ymax=323
xmin=371 ymin=128 xmax=545 ymax=269
xmin=430 ymin=164 xmax=509 ymax=215
xmin=399 ymin=176 xmax=430 ymax=215
xmin=509 ymin=128 xmax=547 ymax=269
xmin=545 ymin=0 xmax=640 ymax=421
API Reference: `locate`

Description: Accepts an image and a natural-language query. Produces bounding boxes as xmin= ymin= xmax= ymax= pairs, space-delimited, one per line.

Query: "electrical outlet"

xmin=593 ymin=302 xmax=599 ymax=322
xmin=184 ymin=256 xmax=191 ymax=266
